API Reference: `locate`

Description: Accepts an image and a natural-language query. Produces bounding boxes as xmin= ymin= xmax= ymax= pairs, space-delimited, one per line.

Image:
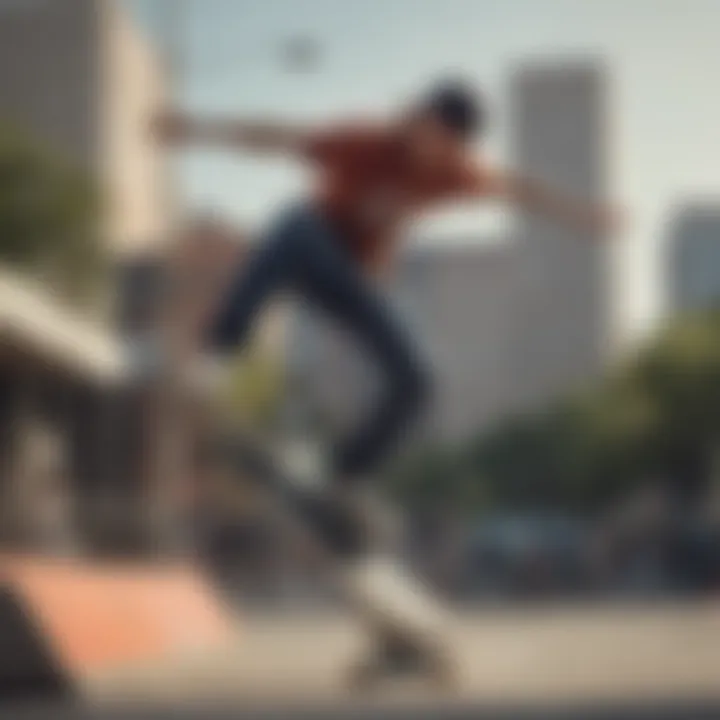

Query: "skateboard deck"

xmin=211 ymin=435 xmax=457 ymax=688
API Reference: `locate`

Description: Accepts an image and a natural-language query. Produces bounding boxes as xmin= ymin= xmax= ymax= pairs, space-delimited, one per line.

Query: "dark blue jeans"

xmin=207 ymin=203 xmax=432 ymax=484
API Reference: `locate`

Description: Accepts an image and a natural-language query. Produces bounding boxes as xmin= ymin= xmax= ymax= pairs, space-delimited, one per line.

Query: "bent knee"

xmin=396 ymin=360 xmax=434 ymax=415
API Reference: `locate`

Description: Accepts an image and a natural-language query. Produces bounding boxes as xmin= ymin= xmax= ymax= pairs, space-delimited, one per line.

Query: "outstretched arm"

xmin=153 ymin=110 xmax=311 ymax=156
xmin=481 ymin=168 xmax=621 ymax=234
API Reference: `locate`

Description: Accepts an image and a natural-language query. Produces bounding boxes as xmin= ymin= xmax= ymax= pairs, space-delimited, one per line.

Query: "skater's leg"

xmin=205 ymin=209 xmax=302 ymax=355
xmin=293 ymin=216 xmax=433 ymax=484
xmin=236 ymin=209 xmax=432 ymax=556
xmin=209 ymin=203 xmax=431 ymax=477
xmin=255 ymin=214 xmax=454 ymax=683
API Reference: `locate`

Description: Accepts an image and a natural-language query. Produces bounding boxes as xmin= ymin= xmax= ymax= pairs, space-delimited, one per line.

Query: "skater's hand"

xmin=482 ymin=169 xmax=626 ymax=238
xmin=152 ymin=112 xmax=311 ymax=155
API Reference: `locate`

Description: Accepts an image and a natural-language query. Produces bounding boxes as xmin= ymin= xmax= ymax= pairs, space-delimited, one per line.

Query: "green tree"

xmin=0 ymin=121 xmax=105 ymax=302
xmin=381 ymin=306 xmax=720 ymax=517
xmin=386 ymin=444 xmax=483 ymax=515
xmin=621 ymin=308 xmax=720 ymax=500
xmin=468 ymin=308 xmax=720 ymax=513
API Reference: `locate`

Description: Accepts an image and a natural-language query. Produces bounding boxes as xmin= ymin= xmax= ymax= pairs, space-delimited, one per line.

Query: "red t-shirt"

xmin=304 ymin=124 xmax=492 ymax=271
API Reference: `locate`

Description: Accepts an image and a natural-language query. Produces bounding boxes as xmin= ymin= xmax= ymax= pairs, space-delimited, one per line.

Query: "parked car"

xmin=462 ymin=513 xmax=590 ymax=599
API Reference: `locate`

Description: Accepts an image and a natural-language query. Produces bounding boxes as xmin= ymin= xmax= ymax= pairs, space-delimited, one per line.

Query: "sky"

xmin=126 ymin=0 xmax=720 ymax=342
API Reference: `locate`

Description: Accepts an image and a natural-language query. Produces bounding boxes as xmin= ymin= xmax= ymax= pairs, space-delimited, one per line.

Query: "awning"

xmin=0 ymin=268 xmax=125 ymax=385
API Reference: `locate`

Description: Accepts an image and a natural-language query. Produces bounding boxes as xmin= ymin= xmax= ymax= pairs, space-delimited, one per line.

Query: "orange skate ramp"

xmin=0 ymin=554 xmax=233 ymax=703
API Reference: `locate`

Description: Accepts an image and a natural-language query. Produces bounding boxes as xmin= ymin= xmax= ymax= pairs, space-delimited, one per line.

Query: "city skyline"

xmin=126 ymin=0 xmax=720 ymax=345
xmin=667 ymin=201 xmax=720 ymax=314
xmin=290 ymin=62 xmax=608 ymax=441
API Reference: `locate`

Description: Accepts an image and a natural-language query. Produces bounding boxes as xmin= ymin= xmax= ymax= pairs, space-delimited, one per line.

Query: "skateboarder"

xmin=154 ymin=79 xmax=619 ymax=682
xmin=154 ymin=77 xmax=617 ymax=544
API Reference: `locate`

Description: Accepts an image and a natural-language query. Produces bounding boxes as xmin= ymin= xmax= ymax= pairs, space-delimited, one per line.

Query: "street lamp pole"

xmin=147 ymin=0 xmax=191 ymax=555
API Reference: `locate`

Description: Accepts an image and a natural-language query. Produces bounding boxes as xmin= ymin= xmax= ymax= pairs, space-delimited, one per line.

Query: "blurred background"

xmin=0 ymin=0 xmax=719 ymax=712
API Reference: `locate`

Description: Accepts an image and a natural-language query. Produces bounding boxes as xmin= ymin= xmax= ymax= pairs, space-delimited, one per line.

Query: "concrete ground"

xmin=73 ymin=600 xmax=720 ymax=714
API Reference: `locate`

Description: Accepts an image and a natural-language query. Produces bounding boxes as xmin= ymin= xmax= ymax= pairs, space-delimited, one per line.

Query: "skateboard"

xmin=209 ymin=434 xmax=458 ymax=690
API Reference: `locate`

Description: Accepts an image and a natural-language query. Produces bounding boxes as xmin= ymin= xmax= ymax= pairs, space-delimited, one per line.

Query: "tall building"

xmin=397 ymin=244 xmax=518 ymax=441
xmin=666 ymin=202 xmax=720 ymax=314
xmin=0 ymin=0 xmax=171 ymax=256
xmin=509 ymin=60 xmax=611 ymax=411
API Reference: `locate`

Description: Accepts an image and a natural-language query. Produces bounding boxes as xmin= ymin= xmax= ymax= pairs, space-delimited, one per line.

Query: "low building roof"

xmin=0 ymin=268 xmax=125 ymax=385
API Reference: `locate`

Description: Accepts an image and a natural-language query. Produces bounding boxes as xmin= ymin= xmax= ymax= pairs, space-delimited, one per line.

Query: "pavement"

xmin=10 ymin=700 xmax=720 ymax=720
xmin=8 ymin=601 xmax=720 ymax=719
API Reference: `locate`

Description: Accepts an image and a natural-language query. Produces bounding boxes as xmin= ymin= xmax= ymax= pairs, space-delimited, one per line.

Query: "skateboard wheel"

xmin=346 ymin=627 xmax=457 ymax=690
xmin=346 ymin=656 xmax=384 ymax=692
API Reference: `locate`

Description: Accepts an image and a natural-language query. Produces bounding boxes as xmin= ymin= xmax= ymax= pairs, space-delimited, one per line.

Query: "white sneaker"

xmin=342 ymin=554 xmax=448 ymax=639
xmin=278 ymin=438 xmax=329 ymax=491
xmin=124 ymin=339 xmax=231 ymax=394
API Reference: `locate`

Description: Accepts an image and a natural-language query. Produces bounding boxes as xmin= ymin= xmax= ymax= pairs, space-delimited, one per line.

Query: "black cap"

xmin=420 ymin=78 xmax=486 ymax=140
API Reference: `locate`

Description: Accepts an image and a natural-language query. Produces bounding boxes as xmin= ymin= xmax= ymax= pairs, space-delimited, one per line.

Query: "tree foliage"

xmin=0 ymin=121 xmax=105 ymax=301
xmin=389 ymin=308 xmax=720 ymax=515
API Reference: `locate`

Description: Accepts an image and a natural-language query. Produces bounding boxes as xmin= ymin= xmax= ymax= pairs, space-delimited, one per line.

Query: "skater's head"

xmin=400 ymin=78 xmax=486 ymax=165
